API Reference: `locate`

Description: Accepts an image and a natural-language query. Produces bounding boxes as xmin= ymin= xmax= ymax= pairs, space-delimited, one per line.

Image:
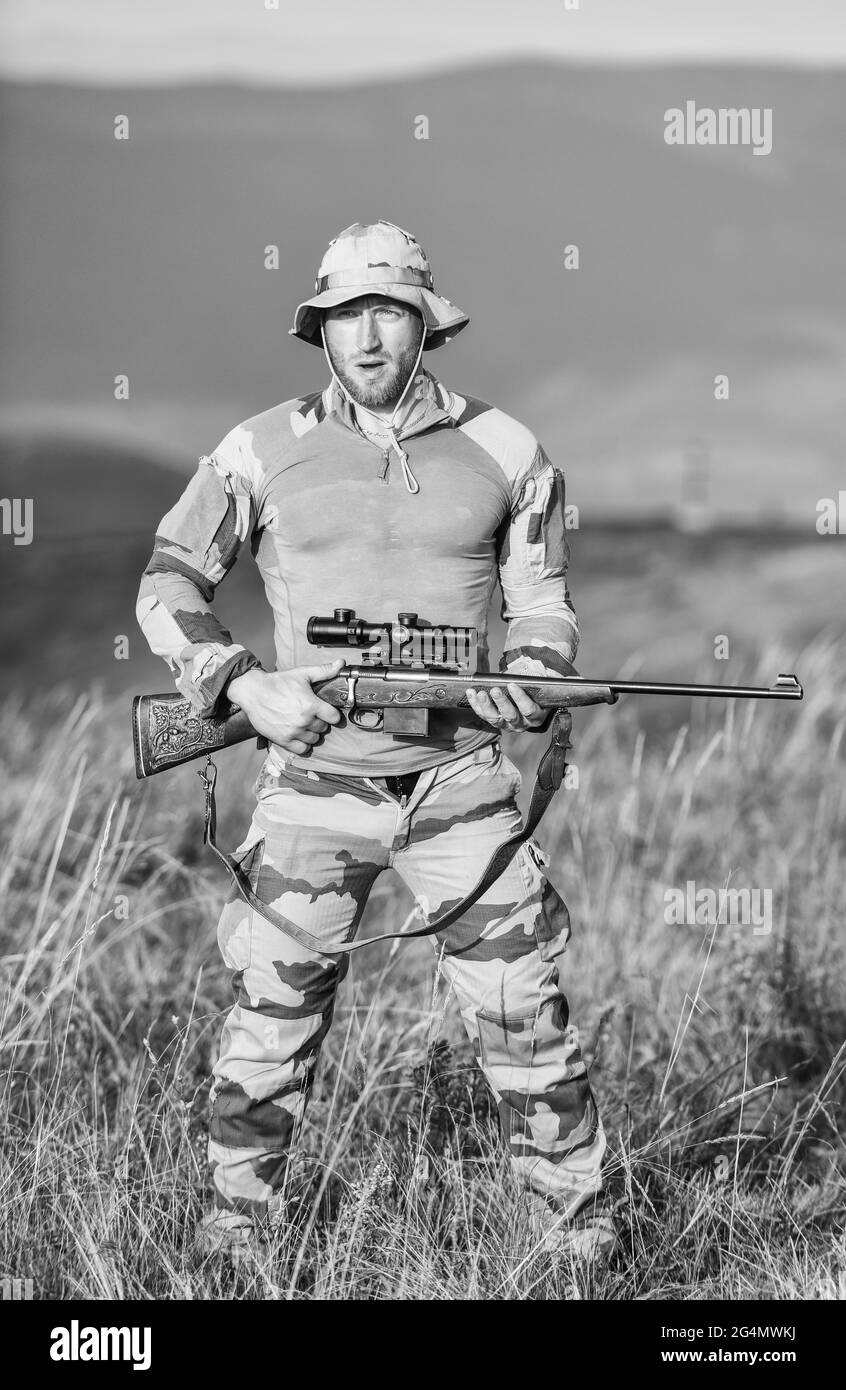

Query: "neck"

xmin=355 ymin=398 xmax=404 ymax=428
xmin=358 ymin=400 xmax=400 ymax=419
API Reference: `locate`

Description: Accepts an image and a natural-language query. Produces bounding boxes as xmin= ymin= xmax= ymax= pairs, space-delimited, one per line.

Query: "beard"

xmin=326 ymin=327 xmax=424 ymax=410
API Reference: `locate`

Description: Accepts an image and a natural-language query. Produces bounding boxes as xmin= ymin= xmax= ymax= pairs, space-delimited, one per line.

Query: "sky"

xmin=1 ymin=0 xmax=844 ymax=84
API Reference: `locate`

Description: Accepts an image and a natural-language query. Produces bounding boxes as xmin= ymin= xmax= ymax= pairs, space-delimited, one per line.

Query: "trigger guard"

xmin=349 ymin=707 xmax=383 ymax=731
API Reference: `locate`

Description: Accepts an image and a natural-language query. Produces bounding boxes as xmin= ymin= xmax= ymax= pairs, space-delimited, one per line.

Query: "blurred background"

xmin=0 ymin=0 xmax=843 ymax=700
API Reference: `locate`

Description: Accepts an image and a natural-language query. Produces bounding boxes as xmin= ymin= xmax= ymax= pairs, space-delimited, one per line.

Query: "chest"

xmin=261 ymin=421 xmax=510 ymax=563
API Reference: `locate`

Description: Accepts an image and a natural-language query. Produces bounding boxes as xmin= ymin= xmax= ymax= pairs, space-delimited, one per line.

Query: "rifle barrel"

xmin=345 ymin=669 xmax=804 ymax=700
xmin=604 ymin=674 xmax=803 ymax=699
xmin=430 ymin=670 xmax=802 ymax=700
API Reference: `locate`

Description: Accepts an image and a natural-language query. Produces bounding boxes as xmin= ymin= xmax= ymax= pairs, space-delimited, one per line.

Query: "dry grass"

xmin=1 ymin=637 xmax=844 ymax=1300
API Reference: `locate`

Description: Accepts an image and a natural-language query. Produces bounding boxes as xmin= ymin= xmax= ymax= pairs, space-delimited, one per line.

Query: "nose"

xmin=356 ymin=311 xmax=381 ymax=352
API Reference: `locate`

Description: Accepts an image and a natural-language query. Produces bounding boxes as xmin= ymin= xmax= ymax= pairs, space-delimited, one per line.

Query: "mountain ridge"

xmin=1 ymin=62 xmax=843 ymax=520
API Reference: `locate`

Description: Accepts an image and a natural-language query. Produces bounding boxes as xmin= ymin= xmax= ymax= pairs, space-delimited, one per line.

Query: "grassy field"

xmin=0 ymin=631 xmax=843 ymax=1301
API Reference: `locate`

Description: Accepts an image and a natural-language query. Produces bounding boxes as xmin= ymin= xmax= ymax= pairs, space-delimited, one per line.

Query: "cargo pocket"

xmin=517 ymin=838 xmax=572 ymax=962
xmin=473 ymin=992 xmax=566 ymax=1087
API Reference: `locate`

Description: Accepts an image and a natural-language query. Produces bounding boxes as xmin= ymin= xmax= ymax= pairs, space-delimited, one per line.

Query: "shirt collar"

xmin=324 ymin=366 xmax=455 ymax=441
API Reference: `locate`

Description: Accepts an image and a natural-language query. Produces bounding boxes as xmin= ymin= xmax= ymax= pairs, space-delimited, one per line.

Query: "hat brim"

xmin=289 ymin=283 xmax=469 ymax=351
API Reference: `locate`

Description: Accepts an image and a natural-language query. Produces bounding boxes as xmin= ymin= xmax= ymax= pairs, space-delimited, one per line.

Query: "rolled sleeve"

xmin=497 ymin=444 xmax=579 ymax=678
xmin=136 ymin=436 xmax=264 ymax=717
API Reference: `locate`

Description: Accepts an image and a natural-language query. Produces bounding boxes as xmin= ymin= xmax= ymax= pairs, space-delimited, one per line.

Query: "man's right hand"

xmin=227 ymin=658 xmax=346 ymax=755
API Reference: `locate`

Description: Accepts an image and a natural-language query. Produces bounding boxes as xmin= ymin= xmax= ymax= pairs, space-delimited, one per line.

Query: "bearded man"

xmin=136 ymin=220 xmax=615 ymax=1261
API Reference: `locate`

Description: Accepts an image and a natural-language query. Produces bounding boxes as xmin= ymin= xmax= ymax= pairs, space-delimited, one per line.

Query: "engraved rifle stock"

xmin=132 ymin=694 xmax=259 ymax=779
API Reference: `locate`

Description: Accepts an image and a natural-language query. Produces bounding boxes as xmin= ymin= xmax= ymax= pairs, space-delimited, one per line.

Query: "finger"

xmin=471 ymin=691 xmax=501 ymax=721
xmin=313 ymin=699 xmax=343 ymax=724
xmin=287 ymin=738 xmax=311 ymax=756
xmin=471 ymin=686 xmax=498 ymax=712
xmin=488 ymin=686 xmax=521 ymax=722
xmin=301 ymin=657 xmax=346 ymax=681
xmin=506 ymin=683 xmax=541 ymax=718
xmin=465 ymin=689 xmax=490 ymax=718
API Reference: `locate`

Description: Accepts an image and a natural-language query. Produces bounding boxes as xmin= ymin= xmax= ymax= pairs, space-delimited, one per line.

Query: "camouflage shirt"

xmin=136 ymin=367 xmax=579 ymax=775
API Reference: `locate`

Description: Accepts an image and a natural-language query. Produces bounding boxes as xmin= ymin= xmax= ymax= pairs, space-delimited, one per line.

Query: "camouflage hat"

xmin=290 ymin=220 xmax=469 ymax=351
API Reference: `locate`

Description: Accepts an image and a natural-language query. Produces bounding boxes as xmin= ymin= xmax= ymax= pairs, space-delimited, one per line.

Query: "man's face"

xmin=322 ymin=294 xmax=425 ymax=410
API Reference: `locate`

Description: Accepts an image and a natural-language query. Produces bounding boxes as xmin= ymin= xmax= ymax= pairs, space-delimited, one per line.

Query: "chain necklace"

xmin=355 ymin=411 xmax=395 ymax=444
xmin=359 ymin=418 xmax=392 ymax=439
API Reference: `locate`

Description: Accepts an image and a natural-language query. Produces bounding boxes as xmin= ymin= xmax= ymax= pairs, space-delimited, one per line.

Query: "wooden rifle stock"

xmin=132 ymin=695 xmax=259 ymax=779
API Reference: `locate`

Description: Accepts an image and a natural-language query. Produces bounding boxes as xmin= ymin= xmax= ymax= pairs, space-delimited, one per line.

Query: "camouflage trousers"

xmin=208 ymin=739 xmax=606 ymax=1219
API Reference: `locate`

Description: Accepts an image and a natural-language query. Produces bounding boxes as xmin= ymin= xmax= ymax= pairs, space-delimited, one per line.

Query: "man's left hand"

xmin=465 ymin=682 xmax=548 ymax=732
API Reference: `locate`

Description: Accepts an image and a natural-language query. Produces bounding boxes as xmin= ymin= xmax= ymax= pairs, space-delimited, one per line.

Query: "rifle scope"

xmin=307 ymin=608 xmax=453 ymax=647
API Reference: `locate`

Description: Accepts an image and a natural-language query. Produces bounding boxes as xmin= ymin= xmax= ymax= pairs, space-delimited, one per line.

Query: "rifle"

xmin=131 ymin=611 xmax=803 ymax=955
xmin=132 ymin=609 xmax=803 ymax=778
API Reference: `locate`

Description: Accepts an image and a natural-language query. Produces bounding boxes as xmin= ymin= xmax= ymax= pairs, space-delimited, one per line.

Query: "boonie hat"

xmin=290 ymin=220 xmax=469 ymax=351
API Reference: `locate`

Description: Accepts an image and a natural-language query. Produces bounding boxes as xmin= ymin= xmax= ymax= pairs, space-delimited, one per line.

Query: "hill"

xmin=1 ymin=63 xmax=845 ymax=521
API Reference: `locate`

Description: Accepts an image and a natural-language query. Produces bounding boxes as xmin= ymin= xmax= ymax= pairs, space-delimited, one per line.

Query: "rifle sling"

xmin=199 ymin=710 xmax=572 ymax=958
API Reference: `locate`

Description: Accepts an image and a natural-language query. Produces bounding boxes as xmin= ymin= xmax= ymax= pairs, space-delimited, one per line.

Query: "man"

xmin=137 ymin=220 xmax=614 ymax=1261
